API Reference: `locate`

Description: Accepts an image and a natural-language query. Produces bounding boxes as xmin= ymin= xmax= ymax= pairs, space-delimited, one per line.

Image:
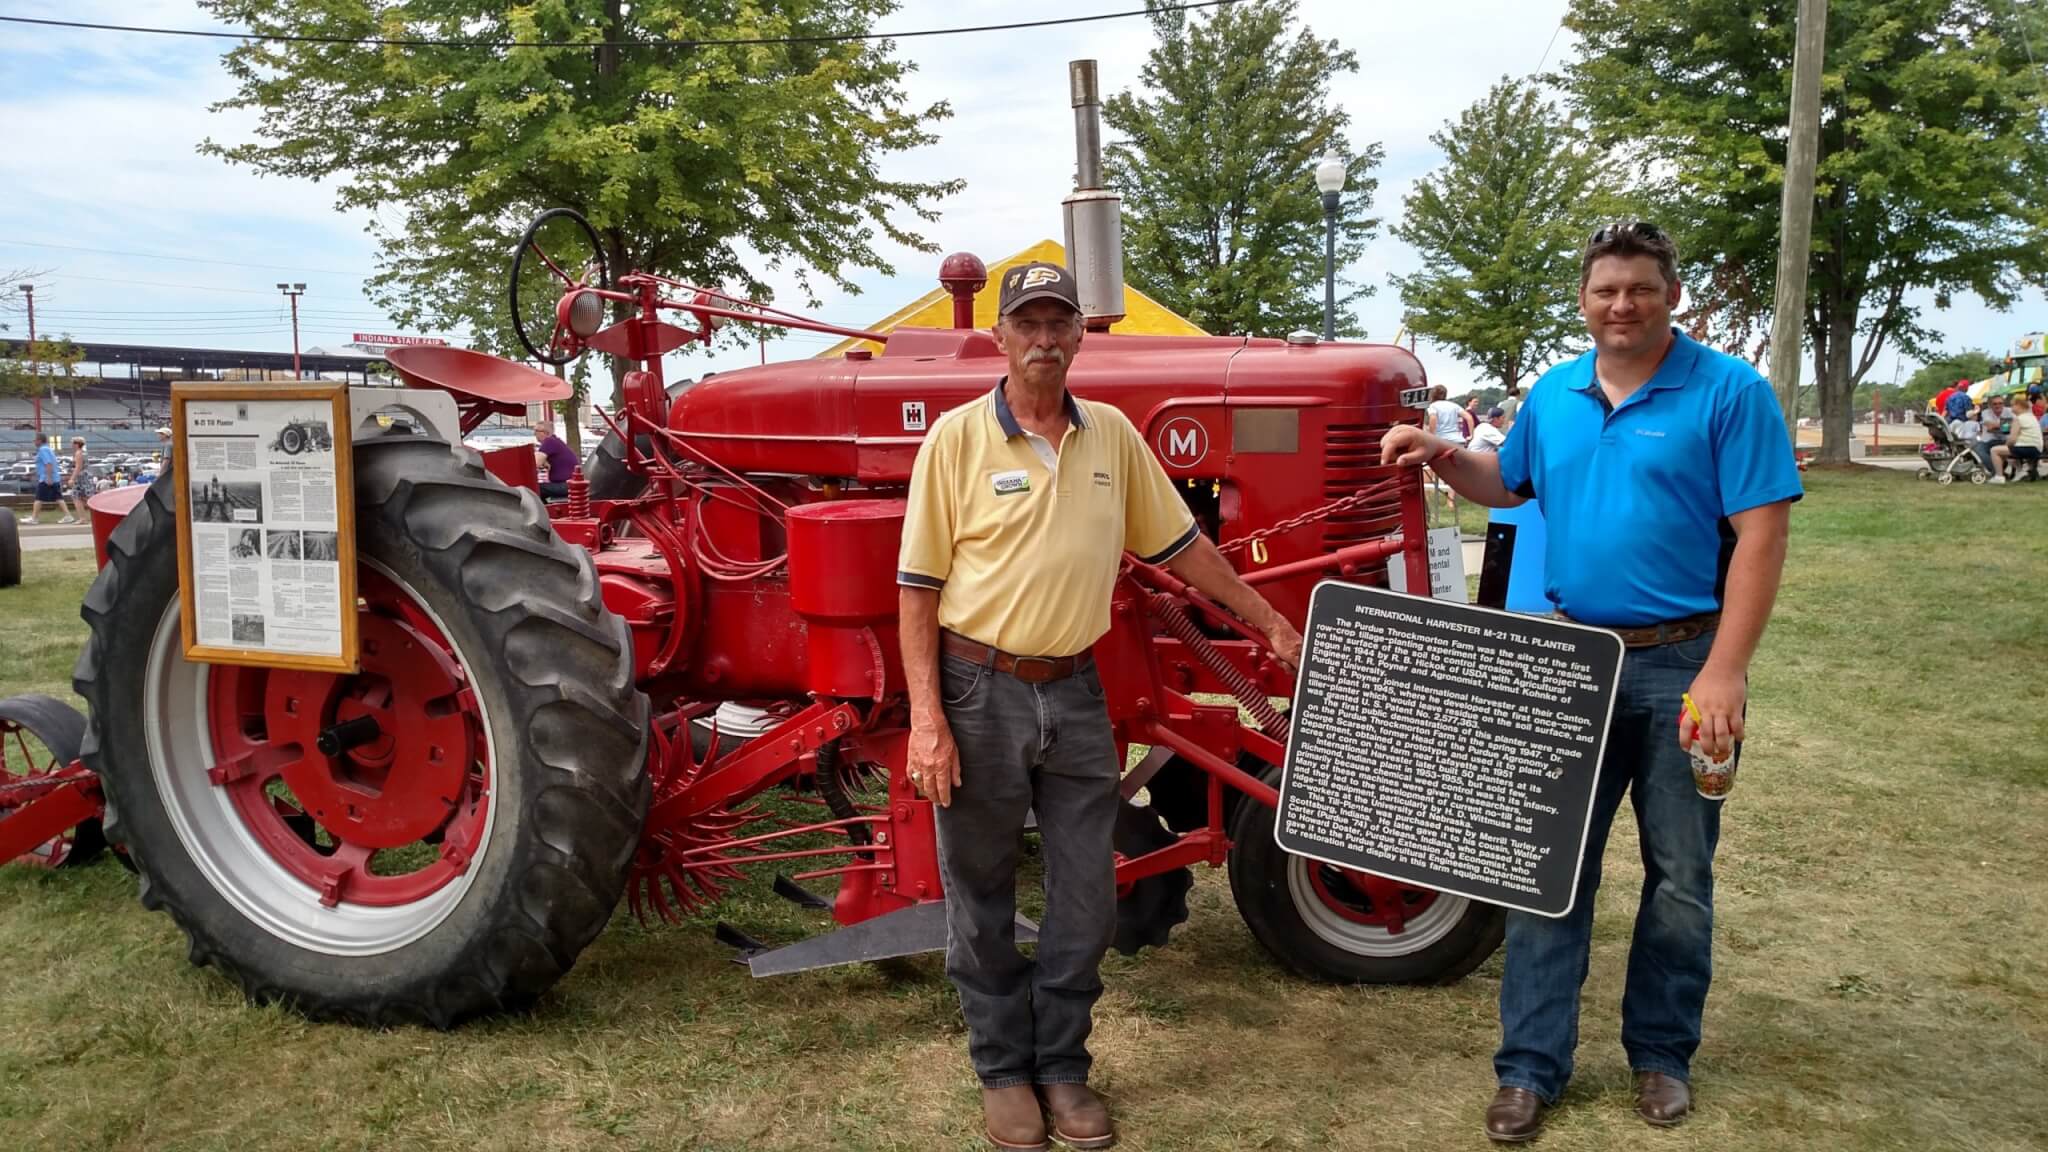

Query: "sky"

xmin=0 ymin=0 xmax=2040 ymax=396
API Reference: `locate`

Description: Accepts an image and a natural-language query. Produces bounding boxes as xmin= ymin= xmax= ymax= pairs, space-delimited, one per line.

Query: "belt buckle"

xmin=1010 ymin=655 xmax=1060 ymax=683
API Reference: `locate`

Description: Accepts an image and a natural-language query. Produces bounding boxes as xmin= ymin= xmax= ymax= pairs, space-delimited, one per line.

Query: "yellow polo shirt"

xmin=898 ymin=382 xmax=1199 ymax=657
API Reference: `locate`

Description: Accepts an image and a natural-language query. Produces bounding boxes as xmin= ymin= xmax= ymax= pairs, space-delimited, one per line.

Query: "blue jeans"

xmin=1494 ymin=629 xmax=1728 ymax=1101
xmin=935 ymin=652 xmax=1120 ymax=1088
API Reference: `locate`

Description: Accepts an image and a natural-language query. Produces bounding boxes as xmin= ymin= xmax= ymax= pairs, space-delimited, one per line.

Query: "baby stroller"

xmin=1917 ymin=412 xmax=1986 ymax=485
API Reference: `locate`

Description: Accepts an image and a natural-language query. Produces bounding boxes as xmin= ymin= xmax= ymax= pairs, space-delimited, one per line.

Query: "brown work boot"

xmin=1634 ymin=1071 xmax=1692 ymax=1127
xmin=1484 ymin=1086 xmax=1546 ymax=1143
xmin=1039 ymin=1082 xmax=1115 ymax=1149
xmin=982 ymin=1085 xmax=1049 ymax=1151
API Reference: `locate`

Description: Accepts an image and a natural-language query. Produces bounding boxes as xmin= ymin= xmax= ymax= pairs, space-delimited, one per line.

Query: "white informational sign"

xmin=175 ymin=386 xmax=356 ymax=671
xmin=1385 ymin=525 xmax=1469 ymax=603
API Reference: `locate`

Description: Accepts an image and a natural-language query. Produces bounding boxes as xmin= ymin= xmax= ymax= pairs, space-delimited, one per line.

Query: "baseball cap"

xmin=997 ymin=261 xmax=1081 ymax=317
xmin=1486 ymin=406 xmax=1505 ymax=419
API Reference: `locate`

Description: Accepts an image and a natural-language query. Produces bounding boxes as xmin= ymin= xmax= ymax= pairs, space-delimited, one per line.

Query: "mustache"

xmin=1023 ymin=346 xmax=1068 ymax=366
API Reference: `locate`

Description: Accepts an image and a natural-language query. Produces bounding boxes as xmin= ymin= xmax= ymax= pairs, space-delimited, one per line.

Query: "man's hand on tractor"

xmin=1380 ymin=425 xmax=1447 ymax=467
xmin=907 ymin=709 xmax=962 ymax=808
xmin=1679 ymin=665 xmax=1746 ymax=762
xmin=1264 ymin=618 xmax=1304 ymax=672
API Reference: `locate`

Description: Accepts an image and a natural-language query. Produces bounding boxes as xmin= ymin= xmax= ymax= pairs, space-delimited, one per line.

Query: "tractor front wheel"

xmin=1226 ymin=764 xmax=1503 ymax=985
xmin=75 ymin=435 xmax=649 ymax=1026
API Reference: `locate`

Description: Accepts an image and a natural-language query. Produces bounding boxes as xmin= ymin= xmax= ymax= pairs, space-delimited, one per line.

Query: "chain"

xmin=1217 ymin=477 xmax=1403 ymax=558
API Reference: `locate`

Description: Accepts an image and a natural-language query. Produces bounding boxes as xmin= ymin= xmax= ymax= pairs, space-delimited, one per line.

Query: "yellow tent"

xmin=817 ymin=239 xmax=1207 ymax=358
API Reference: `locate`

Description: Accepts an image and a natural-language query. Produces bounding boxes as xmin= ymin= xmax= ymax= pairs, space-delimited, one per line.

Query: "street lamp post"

xmin=1314 ymin=153 xmax=1346 ymax=341
xmin=276 ymin=282 xmax=307 ymax=380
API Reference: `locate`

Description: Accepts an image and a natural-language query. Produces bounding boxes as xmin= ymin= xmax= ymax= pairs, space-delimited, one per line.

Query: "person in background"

xmin=1934 ymin=380 xmax=1963 ymax=418
xmin=1989 ymin=395 xmax=2042 ymax=483
xmin=64 ymin=436 xmax=89 ymax=523
xmin=28 ymin=436 xmax=63 ymax=524
xmin=1424 ymin=385 xmax=1472 ymax=514
xmin=1498 ymin=384 xmax=1523 ymax=429
xmin=1943 ymin=384 xmax=1974 ymax=423
xmin=534 ymin=419 xmax=580 ymax=500
xmin=1470 ymin=407 xmax=1508 ymax=454
xmin=2029 ymin=383 xmax=2044 ymax=421
xmin=1975 ymin=396 xmax=2009 ymax=473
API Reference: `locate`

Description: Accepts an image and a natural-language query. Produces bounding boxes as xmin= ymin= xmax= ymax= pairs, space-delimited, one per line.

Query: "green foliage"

xmin=1562 ymin=0 xmax=2048 ymax=460
xmin=197 ymin=0 xmax=961 ymax=398
xmin=1393 ymin=78 xmax=1606 ymax=390
xmin=0 ymin=335 xmax=87 ymax=401
xmin=1103 ymin=0 xmax=1381 ymax=338
xmin=1891 ymin=348 xmax=2001 ymax=409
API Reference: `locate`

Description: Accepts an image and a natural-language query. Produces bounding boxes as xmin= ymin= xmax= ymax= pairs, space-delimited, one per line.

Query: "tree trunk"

xmin=554 ymin=363 xmax=581 ymax=456
xmin=1818 ymin=308 xmax=1856 ymax=461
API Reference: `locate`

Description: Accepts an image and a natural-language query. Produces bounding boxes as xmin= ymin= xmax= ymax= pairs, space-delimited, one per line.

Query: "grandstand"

xmin=1 ymin=341 xmax=387 ymax=456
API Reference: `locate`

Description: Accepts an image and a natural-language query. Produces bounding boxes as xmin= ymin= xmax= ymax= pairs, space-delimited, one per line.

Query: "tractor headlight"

xmin=567 ymin=290 xmax=605 ymax=338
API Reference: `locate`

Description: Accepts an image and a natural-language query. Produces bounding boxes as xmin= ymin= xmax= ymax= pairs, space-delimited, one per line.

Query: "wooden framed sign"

xmin=172 ymin=384 xmax=358 ymax=673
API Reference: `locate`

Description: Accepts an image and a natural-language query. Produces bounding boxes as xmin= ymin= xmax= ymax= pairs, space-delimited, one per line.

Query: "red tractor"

xmin=2 ymin=210 xmax=1502 ymax=1027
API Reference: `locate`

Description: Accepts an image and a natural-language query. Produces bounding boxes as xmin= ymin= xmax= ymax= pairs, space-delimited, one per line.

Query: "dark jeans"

xmin=935 ymin=651 xmax=1120 ymax=1089
xmin=1494 ymin=629 xmax=1728 ymax=1101
xmin=538 ymin=480 xmax=569 ymax=501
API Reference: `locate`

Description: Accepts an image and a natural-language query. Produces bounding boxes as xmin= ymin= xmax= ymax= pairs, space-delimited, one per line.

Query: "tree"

xmin=0 ymin=335 xmax=89 ymax=411
xmin=1894 ymin=348 xmax=2000 ymax=411
xmin=1562 ymin=0 xmax=2048 ymax=461
xmin=199 ymin=0 xmax=962 ymax=412
xmin=1393 ymin=78 xmax=1605 ymax=391
xmin=1102 ymin=0 xmax=1381 ymax=338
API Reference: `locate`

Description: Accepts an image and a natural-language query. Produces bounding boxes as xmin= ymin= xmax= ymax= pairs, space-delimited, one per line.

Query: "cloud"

xmin=0 ymin=0 xmax=2036 ymax=394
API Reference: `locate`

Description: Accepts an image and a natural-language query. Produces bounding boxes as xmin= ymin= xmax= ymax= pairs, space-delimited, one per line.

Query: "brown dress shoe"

xmin=1634 ymin=1071 xmax=1691 ymax=1127
xmin=1039 ymin=1082 xmax=1115 ymax=1150
xmin=982 ymin=1085 xmax=1049 ymax=1151
xmin=1484 ymin=1086 xmax=1546 ymax=1143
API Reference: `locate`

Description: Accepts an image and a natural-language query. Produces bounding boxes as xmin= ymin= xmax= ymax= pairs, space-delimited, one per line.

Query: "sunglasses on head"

xmin=1589 ymin=221 xmax=1666 ymax=246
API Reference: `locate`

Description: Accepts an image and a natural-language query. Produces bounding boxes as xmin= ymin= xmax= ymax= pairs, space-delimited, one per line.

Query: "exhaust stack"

xmin=1063 ymin=60 xmax=1126 ymax=332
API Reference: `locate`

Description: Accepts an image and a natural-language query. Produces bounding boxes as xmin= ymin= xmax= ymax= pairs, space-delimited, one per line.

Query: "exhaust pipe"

xmin=1063 ymin=60 xmax=1126 ymax=332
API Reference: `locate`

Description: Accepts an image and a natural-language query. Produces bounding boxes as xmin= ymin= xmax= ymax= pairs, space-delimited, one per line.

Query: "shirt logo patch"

xmin=1092 ymin=470 xmax=1112 ymax=487
xmin=991 ymin=469 xmax=1031 ymax=495
xmin=1634 ymin=428 xmax=1668 ymax=439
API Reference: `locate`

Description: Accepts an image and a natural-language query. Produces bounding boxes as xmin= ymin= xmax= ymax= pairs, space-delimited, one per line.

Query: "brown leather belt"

xmin=941 ymin=630 xmax=1092 ymax=684
xmin=1562 ymin=610 xmax=1721 ymax=649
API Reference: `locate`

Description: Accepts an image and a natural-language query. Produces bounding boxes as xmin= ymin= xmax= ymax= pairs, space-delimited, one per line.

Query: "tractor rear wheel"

xmin=74 ymin=435 xmax=649 ymax=1026
xmin=1226 ymin=763 xmax=1503 ymax=985
xmin=584 ymin=431 xmax=649 ymax=501
xmin=0 ymin=693 xmax=104 ymax=868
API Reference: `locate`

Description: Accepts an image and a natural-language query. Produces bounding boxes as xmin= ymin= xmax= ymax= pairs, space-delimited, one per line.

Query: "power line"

xmin=0 ymin=3 xmax=1234 ymax=50
xmin=0 ymin=238 xmax=370 ymax=277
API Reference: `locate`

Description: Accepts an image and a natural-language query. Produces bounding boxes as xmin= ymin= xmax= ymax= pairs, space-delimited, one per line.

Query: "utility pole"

xmin=21 ymin=283 xmax=40 ymax=439
xmin=1767 ymin=0 xmax=1828 ymax=445
xmin=276 ymin=283 xmax=306 ymax=379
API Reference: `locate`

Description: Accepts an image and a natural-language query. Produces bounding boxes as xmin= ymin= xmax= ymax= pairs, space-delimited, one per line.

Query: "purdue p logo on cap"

xmin=998 ymin=260 xmax=1082 ymax=316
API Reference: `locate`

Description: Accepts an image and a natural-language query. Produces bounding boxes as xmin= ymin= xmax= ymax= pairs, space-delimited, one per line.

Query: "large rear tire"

xmin=583 ymin=431 xmax=650 ymax=502
xmin=1226 ymin=764 xmax=1504 ymax=984
xmin=74 ymin=434 xmax=650 ymax=1026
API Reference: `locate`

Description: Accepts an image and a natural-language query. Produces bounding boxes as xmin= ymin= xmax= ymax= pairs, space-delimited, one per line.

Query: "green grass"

xmin=2 ymin=470 xmax=2045 ymax=1151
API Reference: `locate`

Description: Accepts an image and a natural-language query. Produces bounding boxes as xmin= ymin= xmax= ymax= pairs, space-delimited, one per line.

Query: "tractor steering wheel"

xmin=508 ymin=207 xmax=611 ymax=365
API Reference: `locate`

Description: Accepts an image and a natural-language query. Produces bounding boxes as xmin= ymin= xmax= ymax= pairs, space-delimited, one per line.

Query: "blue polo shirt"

xmin=1495 ymin=330 xmax=1803 ymax=627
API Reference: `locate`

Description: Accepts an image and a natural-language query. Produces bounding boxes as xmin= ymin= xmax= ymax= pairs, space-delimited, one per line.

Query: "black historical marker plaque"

xmin=1276 ymin=582 xmax=1625 ymax=918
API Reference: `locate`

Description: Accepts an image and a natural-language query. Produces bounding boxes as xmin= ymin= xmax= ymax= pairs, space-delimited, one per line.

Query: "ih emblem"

xmin=902 ymin=401 xmax=927 ymax=431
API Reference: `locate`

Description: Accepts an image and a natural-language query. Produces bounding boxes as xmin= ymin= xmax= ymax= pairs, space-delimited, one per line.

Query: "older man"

xmin=898 ymin=262 xmax=1301 ymax=1151
xmin=1383 ymin=222 xmax=1800 ymax=1141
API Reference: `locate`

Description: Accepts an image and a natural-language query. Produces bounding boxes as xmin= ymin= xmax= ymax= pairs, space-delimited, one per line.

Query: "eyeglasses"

xmin=1589 ymin=221 xmax=1666 ymax=246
